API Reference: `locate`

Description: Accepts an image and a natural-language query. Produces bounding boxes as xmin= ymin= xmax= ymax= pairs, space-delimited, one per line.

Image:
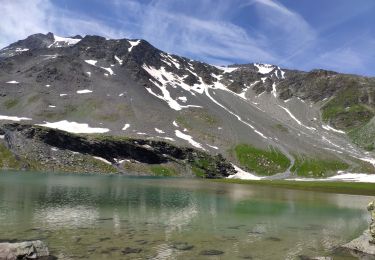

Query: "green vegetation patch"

xmin=190 ymin=157 xmax=214 ymax=177
xmin=150 ymin=165 xmax=177 ymax=176
xmin=27 ymin=94 xmax=41 ymax=104
xmin=0 ymin=143 xmax=41 ymax=170
xmin=273 ymin=124 xmax=289 ymax=133
xmin=192 ymin=166 xmax=205 ymax=177
xmin=234 ymin=144 xmax=290 ymax=176
xmin=291 ymin=156 xmax=349 ymax=178
xmin=3 ymin=98 xmax=19 ymax=109
xmin=0 ymin=143 xmax=22 ymax=169
xmin=322 ymin=87 xmax=374 ymax=130
xmin=348 ymin=118 xmax=375 ymax=151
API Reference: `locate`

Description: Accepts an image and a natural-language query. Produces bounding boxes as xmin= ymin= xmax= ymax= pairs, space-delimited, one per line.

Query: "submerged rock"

xmin=298 ymin=256 xmax=332 ymax=260
xmin=0 ymin=240 xmax=50 ymax=260
xmin=199 ymin=249 xmax=224 ymax=255
xmin=121 ymin=247 xmax=142 ymax=254
xmin=171 ymin=242 xmax=194 ymax=251
xmin=342 ymin=230 xmax=375 ymax=256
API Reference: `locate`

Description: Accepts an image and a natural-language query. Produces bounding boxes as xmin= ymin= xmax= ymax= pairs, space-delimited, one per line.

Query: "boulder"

xmin=342 ymin=230 xmax=375 ymax=257
xmin=0 ymin=240 xmax=50 ymax=260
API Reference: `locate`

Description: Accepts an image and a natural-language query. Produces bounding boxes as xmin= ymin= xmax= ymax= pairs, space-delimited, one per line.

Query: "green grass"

xmin=348 ymin=118 xmax=375 ymax=151
xmin=212 ymin=179 xmax=375 ymax=196
xmin=0 ymin=143 xmax=42 ymax=170
xmin=192 ymin=166 xmax=205 ymax=177
xmin=291 ymin=156 xmax=349 ymax=177
xmin=3 ymin=98 xmax=19 ymax=109
xmin=322 ymin=87 xmax=374 ymax=130
xmin=273 ymin=124 xmax=289 ymax=133
xmin=150 ymin=165 xmax=177 ymax=176
xmin=27 ymin=94 xmax=41 ymax=104
xmin=234 ymin=144 xmax=290 ymax=176
xmin=0 ymin=143 xmax=22 ymax=169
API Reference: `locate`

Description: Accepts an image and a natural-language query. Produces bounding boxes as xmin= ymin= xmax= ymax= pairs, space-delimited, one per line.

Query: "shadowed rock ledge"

xmin=0 ymin=123 xmax=235 ymax=178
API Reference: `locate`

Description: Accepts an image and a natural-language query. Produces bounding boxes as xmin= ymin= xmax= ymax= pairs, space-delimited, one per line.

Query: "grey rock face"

xmin=0 ymin=240 xmax=50 ymax=260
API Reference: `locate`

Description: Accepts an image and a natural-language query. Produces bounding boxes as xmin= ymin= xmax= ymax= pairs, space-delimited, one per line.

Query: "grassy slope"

xmin=321 ymin=86 xmax=375 ymax=150
xmin=234 ymin=144 xmax=290 ymax=176
xmin=291 ymin=156 xmax=349 ymax=178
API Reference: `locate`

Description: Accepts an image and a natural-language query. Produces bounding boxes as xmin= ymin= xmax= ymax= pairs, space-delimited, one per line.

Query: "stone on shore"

xmin=342 ymin=230 xmax=375 ymax=256
xmin=0 ymin=240 xmax=50 ymax=260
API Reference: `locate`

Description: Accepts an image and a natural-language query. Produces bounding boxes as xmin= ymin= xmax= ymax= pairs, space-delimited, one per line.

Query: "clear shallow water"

xmin=0 ymin=171 xmax=372 ymax=260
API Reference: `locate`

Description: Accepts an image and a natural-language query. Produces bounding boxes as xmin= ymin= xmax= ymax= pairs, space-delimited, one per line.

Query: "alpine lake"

xmin=0 ymin=171 xmax=372 ymax=259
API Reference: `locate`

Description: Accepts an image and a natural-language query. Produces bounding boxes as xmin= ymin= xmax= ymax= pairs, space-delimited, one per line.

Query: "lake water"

xmin=0 ymin=171 xmax=372 ymax=259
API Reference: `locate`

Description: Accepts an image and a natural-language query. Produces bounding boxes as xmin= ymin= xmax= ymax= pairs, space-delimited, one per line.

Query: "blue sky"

xmin=1 ymin=0 xmax=375 ymax=76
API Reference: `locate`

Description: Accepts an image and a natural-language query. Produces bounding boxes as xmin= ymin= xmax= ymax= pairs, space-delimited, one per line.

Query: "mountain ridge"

xmin=0 ymin=32 xmax=374 ymax=180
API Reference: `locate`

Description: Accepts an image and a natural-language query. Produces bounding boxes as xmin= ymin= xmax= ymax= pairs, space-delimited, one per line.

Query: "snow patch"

xmin=271 ymin=82 xmax=277 ymax=98
xmin=157 ymin=136 xmax=175 ymax=141
xmin=128 ymin=40 xmax=141 ymax=52
xmin=84 ymin=60 xmax=97 ymax=66
xmin=254 ymin=63 xmax=274 ymax=74
xmin=59 ymin=94 xmax=67 ymax=97
xmin=76 ymin=89 xmax=92 ymax=94
xmin=238 ymin=81 xmax=259 ymax=99
xmin=6 ymin=81 xmax=19 ymax=84
xmin=0 ymin=115 xmax=32 ymax=121
xmin=102 ymin=67 xmax=114 ymax=75
xmin=278 ymin=105 xmax=316 ymax=131
xmin=216 ymin=66 xmax=238 ymax=73
xmin=50 ymin=35 xmax=81 ymax=48
xmin=48 ymin=105 xmax=56 ymax=108
xmin=206 ymin=144 xmax=219 ymax=150
xmin=205 ymin=86 xmax=268 ymax=139
xmin=114 ymin=55 xmax=123 ymax=65
xmin=177 ymin=96 xmax=187 ymax=102
xmin=173 ymin=121 xmax=179 ymax=127
xmin=15 ymin=48 xmax=29 ymax=52
xmin=322 ymin=124 xmax=345 ymax=134
xmin=122 ymin=124 xmax=130 ymax=131
xmin=93 ymin=156 xmax=112 ymax=165
xmin=175 ymin=130 xmax=205 ymax=150
xmin=227 ymin=164 xmax=263 ymax=180
xmin=155 ymin=128 xmax=165 ymax=134
xmin=359 ymin=157 xmax=375 ymax=167
xmin=37 ymin=120 xmax=110 ymax=134
xmin=289 ymin=172 xmax=375 ymax=183
xmin=143 ymin=64 xmax=202 ymax=111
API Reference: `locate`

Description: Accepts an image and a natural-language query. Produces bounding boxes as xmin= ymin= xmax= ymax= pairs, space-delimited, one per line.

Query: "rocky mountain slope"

xmin=0 ymin=32 xmax=374 ymax=179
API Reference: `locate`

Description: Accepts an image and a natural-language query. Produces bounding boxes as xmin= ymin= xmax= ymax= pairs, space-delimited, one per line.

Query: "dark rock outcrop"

xmin=1 ymin=123 xmax=235 ymax=178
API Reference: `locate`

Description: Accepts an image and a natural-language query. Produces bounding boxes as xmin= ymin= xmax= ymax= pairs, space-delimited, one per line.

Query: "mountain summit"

xmin=0 ymin=32 xmax=374 ymax=179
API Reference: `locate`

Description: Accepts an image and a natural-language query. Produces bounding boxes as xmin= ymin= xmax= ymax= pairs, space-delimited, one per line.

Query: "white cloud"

xmin=245 ymin=0 xmax=317 ymax=55
xmin=0 ymin=0 xmax=127 ymax=48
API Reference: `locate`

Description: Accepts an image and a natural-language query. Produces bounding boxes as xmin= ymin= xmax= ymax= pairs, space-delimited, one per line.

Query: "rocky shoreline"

xmin=341 ymin=230 xmax=375 ymax=259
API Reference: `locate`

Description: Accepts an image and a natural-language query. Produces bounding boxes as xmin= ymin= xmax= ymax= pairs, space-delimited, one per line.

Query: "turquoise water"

xmin=0 ymin=171 xmax=372 ymax=259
